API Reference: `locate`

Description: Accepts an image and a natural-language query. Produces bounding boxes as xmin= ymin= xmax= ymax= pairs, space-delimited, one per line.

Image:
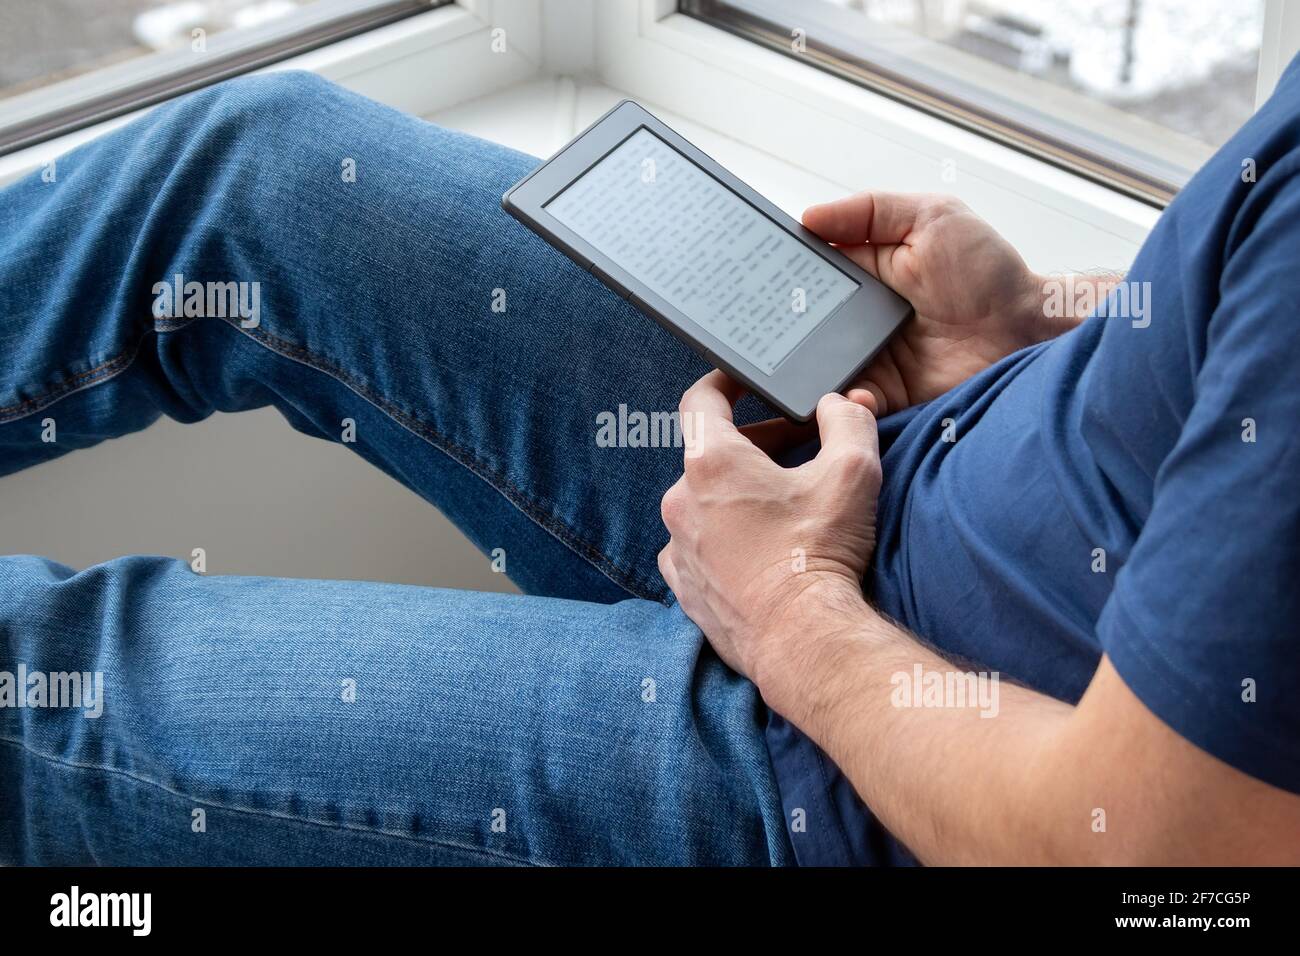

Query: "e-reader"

xmin=502 ymin=100 xmax=913 ymax=422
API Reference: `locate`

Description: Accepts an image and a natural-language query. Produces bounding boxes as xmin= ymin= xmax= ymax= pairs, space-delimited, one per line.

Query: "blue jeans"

xmin=0 ymin=72 xmax=796 ymax=866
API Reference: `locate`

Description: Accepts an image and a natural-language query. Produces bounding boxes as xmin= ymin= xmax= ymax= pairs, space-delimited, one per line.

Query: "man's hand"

xmin=657 ymin=371 xmax=881 ymax=703
xmin=802 ymin=193 xmax=1053 ymax=415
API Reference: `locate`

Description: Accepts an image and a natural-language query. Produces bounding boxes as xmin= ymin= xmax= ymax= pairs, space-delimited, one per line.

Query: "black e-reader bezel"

xmin=501 ymin=99 xmax=913 ymax=423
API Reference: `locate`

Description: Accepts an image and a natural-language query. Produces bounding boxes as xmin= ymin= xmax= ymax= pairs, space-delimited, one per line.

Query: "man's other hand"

xmin=802 ymin=192 xmax=1045 ymax=415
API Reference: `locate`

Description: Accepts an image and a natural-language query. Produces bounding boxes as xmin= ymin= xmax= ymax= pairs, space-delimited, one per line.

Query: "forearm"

xmin=758 ymin=587 xmax=1104 ymax=866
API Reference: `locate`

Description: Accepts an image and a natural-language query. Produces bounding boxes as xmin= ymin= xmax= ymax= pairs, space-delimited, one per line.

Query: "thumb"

xmin=814 ymin=392 xmax=879 ymax=461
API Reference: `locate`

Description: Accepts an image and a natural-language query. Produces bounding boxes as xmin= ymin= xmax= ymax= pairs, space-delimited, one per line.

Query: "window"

xmin=0 ymin=0 xmax=443 ymax=156
xmin=682 ymin=0 xmax=1268 ymax=204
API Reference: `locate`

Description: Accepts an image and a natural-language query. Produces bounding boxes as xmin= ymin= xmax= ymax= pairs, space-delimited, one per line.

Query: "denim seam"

xmin=221 ymin=318 xmax=667 ymax=603
xmin=0 ymin=315 xmax=667 ymax=603
xmin=0 ymin=315 xmax=197 ymax=422
xmin=0 ymin=340 xmax=145 ymax=423
xmin=0 ymin=735 xmax=547 ymax=866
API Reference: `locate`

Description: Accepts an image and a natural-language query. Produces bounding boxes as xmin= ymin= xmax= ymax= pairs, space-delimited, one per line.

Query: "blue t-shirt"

xmin=770 ymin=55 xmax=1300 ymax=866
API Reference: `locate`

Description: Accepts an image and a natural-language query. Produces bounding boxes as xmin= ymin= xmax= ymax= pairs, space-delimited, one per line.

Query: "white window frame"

xmin=1258 ymin=0 xmax=1300 ymax=104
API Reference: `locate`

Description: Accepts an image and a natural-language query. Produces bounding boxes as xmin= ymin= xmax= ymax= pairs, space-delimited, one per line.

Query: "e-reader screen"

xmin=545 ymin=127 xmax=860 ymax=375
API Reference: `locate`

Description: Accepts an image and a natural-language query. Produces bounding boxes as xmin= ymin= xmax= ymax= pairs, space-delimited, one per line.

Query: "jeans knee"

xmin=141 ymin=69 xmax=361 ymax=217
xmin=211 ymin=69 xmax=338 ymax=113
xmin=164 ymin=69 xmax=345 ymax=147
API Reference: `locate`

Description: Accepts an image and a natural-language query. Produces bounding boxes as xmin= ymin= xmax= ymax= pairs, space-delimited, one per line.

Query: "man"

xmin=0 ymin=64 xmax=1296 ymax=866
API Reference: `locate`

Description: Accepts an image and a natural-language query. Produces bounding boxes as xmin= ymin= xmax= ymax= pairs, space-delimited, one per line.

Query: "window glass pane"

xmin=0 ymin=0 xmax=438 ymax=155
xmin=684 ymin=0 xmax=1267 ymax=202
xmin=825 ymin=0 xmax=1262 ymax=152
xmin=0 ymin=1 xmax=327 ymax=102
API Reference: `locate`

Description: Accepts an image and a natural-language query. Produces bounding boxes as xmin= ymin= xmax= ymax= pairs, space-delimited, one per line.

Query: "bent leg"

xmin=0 ymin=72 xmax=775 ymax=603
xmin=0 ymin=555 xmax=793 ymax=865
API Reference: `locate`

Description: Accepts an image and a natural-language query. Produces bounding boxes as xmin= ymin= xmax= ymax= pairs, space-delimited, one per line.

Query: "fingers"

xmin=679 ymin=369 xmax=744 ymax=454
xmin=679 ymin=369 xmax=743 ymax=418
xmin=801 ymin=191 xmax=930 ymax=246
xmin=814 ymin=392 xmax=879 ymax=464
xmin=837 ymin=242 xmax=894 ymax=281
xmin=846 ymin=345 xmax=908 ymax=417
xmin=845 ymin=386 xmax=883 ymax=417
xmin=660 ymin=477 xmax=687 ymax=532
xmin=739 ymin=416 xmax=818 ymax=458
xmin=657 ymin=545 xmax=679 ymax=596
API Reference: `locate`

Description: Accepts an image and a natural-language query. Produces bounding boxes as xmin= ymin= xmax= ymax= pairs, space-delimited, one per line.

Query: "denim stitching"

xmin=0 ymin=315 xmax=197 ymax=421
xmin=226 ymin=320 xmax=667 ymax=603
xmin=0 ymin=345 xmax=141 ymax=421
xmin=0 ymin=735 xmax=546 ymax=866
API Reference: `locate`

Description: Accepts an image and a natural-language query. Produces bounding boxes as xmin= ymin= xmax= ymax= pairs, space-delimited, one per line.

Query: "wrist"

xmin=1010 ymin=269 xmax=1060 ymax=346
xmin=752 ymin=574 xmax=876 ymax=722
xmin=1021 ymin=270 xmax=1127 ymax=343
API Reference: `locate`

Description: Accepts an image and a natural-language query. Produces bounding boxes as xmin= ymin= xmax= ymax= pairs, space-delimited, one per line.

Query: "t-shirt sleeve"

xmin=1096 ymin=168 xmax=1300 ymax=794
